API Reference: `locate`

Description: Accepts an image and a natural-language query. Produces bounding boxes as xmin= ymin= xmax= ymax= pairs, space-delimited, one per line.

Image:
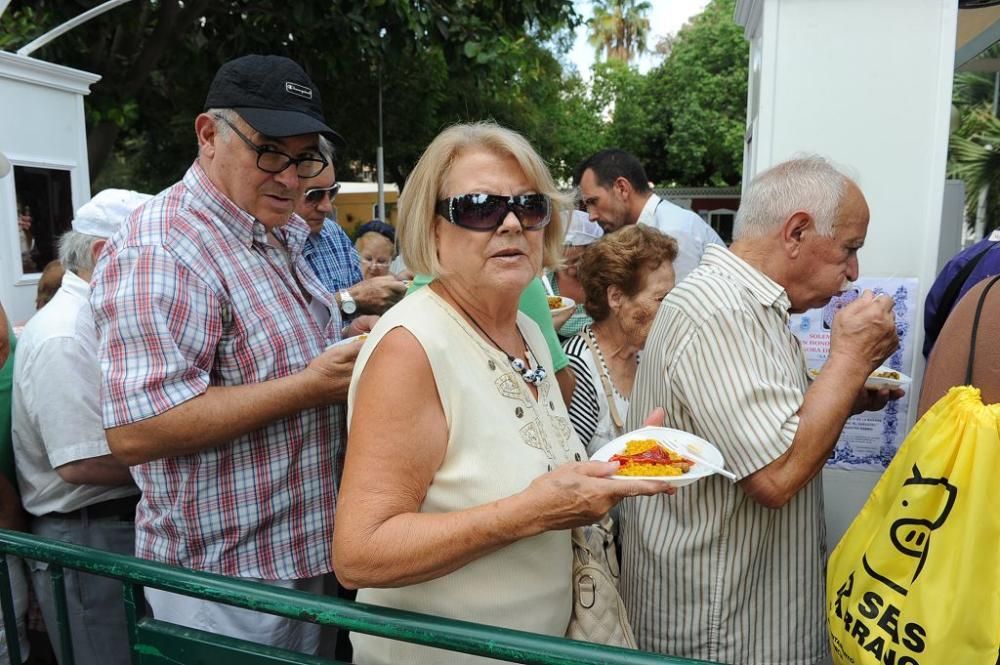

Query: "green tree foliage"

xmin=1 ymin=1 xmax=579 ymax=193
xmin=949 ymin=111 xmax=1000 ymax=220
xmin=605 ymin=0 xmax=747 ymax=186
xmin=587 ymin=0 xmax=651 ymax=63
xmin=949 ymin=48 xmax=1000 ymax=233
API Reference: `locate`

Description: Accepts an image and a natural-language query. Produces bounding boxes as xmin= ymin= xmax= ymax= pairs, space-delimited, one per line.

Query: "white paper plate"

xmin=325 ymin=334 xmax=368 ymax=350
xmin=547 ymin=295 xmax=576 ymax=315
xmin=864 ymin=366 xmax=911 ymax=390
xmin=807 ymin=365 xmax=910 ymax=390
xmin=590 ymin=426 xmax=726 ymax=487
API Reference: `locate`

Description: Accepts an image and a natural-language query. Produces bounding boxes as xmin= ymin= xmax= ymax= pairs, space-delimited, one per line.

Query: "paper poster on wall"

xmin=789 ymin=277 xmax=918 ymax=471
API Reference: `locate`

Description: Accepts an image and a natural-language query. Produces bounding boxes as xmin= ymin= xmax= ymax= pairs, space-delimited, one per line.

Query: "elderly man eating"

xmin=621 ymin=156 xmax=901 ymax=665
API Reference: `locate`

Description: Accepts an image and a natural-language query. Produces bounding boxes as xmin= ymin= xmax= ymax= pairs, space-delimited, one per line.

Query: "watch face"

xmin=341 ymin=294 xmax=357 ymax=314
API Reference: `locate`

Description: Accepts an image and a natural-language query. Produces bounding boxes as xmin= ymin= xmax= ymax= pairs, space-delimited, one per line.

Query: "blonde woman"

xmin=333 ymin=123 xmax=674 ymax=664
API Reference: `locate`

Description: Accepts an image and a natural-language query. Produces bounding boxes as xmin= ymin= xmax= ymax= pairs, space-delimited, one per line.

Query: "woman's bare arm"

xmin=333 ymin=327 xmax=671 ymax=589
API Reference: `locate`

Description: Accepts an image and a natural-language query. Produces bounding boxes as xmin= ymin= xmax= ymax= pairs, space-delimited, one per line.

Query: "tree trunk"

xmin=975 ymin=184 xmax=989 ymax=241
xmin=87 ymin=120 xmax=121 ymax=183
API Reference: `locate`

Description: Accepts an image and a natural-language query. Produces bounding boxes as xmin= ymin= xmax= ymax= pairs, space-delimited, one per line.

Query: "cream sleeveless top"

xmin=346 ymin=287 xmax=586 ymax=665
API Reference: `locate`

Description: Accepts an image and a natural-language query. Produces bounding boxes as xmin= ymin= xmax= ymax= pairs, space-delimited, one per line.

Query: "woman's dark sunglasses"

xmin=435 ymin=193 xmax=551 ymax=232
xmin=304 ymin=183 xmax=341 ymax=204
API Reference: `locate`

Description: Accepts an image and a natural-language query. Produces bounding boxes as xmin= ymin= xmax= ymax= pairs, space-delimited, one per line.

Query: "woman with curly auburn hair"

xmin=563 ymin=225 xmax=679 ymax=454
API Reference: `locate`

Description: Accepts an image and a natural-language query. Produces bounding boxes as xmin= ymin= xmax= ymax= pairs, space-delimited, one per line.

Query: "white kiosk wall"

xmin=735 ymin=0 xmax=958 ymax=548
xmin=0 ymin=51 xmax=99 ymax=324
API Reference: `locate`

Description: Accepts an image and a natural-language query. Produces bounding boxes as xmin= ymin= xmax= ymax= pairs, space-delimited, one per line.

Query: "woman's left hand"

xmin=517 ymin=405 xmax=672 ymax=531
xmin=519 ymin=460 xmax=675 ymax=532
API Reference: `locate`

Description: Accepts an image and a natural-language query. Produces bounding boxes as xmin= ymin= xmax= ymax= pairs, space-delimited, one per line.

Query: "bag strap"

xmin=965 ymin=274 xmax=1000 ymax=385
xmin=581 ymin=329 xmax=625 ymax=436
xmin=931 ymin=242 xmax=999 ymax=346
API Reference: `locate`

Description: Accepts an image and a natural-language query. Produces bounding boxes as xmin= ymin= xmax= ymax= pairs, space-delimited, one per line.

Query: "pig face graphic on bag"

xmin=862 ymin=465 xmax=957 ymax=596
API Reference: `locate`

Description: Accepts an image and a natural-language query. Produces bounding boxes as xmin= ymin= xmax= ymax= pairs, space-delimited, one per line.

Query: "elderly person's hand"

xmin=305 ymin=339 xmax=362 ymax=403
xmin=519 ymin=404 xmax=673 ymax=528
xmin=520 ymin=461 xmax=674 ymax=530
xmin=346 ymin=276 xmax=406 ymax=315
xmin=344 ymin=314 xmax=379 ymax=337
xmin=829 ymin=290 xmax=899 ymax=373
xmin=851 ymin=385 xmax=905 ymax=415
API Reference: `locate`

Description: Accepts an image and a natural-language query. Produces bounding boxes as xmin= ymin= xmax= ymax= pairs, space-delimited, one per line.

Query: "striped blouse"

xmin=620 ymin=244 xmax=827 ymax=664
xmin=562 ymin=333 xmax=629 ymax=455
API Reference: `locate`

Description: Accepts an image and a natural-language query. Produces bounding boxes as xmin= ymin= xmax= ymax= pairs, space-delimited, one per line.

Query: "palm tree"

xmin=950 ymin=109 xmax=1000 ymax=235
xmin=948 ymin=44 xmax=1000 ymax=235
xmin=587 ymin=0 xmax=652 ymax=64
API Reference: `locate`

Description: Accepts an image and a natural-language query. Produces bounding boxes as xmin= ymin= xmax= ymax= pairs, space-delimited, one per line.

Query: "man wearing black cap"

xmin=91 ymin=54 xmax=357 ymax=653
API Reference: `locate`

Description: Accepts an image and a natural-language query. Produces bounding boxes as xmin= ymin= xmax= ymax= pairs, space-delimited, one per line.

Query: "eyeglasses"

xmin=435 ymin=193 xmax=551 ymax=232
xmin=304 ymin=183 xmax=341 ymax=204
xmin=360 ymin=256 xmax=391 ymax=268
xmin=215 ymin=115 xmax=328 ymax=179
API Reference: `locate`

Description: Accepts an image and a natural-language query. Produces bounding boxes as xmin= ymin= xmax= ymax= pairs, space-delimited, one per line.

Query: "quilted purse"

xmin=565 ymin=517 xmax=637 ymax=649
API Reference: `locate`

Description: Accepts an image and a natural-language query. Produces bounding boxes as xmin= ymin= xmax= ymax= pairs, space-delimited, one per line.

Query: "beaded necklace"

xmin=447 ymin=290 xmax=547 ymax=386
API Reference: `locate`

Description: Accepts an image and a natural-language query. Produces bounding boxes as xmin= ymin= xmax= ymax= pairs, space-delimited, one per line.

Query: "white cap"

xmin=72 ymin=189 xmax=152 ymax=238
xmin=563 ymin=210 xmax=603 ymax=246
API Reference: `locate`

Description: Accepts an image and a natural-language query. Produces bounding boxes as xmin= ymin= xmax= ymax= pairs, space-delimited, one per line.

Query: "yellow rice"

xmin=615 ymin=439 xmax=689 ymax=477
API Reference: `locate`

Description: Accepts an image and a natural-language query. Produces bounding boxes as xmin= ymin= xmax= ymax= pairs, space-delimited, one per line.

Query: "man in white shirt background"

xmin=575 ymin=149 xmax=724 ymax=282
xmin=11 ymin=189 xmax=150 ymax=665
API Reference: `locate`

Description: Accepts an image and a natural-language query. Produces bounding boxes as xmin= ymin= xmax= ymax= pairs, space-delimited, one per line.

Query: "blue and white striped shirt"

xmin=303 ymin=220 xmax=362 ymax=296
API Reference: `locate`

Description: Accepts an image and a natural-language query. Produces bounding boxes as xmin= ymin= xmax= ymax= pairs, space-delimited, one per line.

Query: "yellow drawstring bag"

xmin=827 ymin=278 xmax=1000 ymax=664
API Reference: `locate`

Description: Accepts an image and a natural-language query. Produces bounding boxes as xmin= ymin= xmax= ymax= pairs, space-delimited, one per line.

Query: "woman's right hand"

xmin=523 ymin=460 xmax=675 ymax=532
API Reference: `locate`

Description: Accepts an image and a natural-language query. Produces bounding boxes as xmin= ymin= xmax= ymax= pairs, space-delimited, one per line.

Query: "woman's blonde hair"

xmin=397 ymin=122 xmax=568 ymax=277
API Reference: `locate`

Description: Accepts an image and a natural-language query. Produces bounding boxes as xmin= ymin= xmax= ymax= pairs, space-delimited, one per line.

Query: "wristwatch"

xmin=337 ymin=290 xmax=357 ymax=315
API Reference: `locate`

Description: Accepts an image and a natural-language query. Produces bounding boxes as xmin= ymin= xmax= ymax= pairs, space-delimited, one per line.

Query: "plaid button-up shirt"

xmin=91 ymin=161 xmax=344 ymax=580
xmin=303 ymin=220 xmax=362 ymax=295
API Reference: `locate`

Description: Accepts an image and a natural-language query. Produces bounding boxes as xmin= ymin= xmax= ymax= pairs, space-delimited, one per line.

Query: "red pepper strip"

xmin=610 ymin=446 xmax=691 ymax=466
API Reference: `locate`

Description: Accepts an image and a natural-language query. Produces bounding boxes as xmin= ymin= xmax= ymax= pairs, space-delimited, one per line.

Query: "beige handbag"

xmin=565 ymin=517 xmax=637 ymax=649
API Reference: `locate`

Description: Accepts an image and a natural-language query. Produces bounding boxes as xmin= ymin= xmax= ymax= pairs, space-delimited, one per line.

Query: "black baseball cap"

xmin=204 ymin=54 xmax=342 ymax=143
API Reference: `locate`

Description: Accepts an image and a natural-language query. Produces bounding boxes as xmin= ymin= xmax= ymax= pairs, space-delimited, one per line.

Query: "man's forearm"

xmin=56 ymin=454 xmax=136 ymax=486
xmin=741 ymin=354 xmax=867 ymax=508
xmin=106 ymin=370 xmax=325 ymax=466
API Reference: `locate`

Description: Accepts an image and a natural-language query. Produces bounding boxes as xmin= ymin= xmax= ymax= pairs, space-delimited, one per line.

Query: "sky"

xmin=569 ymin=0 xmax=710 ymax=79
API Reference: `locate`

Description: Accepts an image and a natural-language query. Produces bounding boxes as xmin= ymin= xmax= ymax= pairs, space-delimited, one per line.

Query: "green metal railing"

xmin=0 ymin=528 xmax=718 ymax=665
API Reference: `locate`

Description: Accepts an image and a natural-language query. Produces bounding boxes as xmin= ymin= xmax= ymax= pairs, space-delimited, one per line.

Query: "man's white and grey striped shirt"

xmin=620 ymin=244 xmax=828 ymax=665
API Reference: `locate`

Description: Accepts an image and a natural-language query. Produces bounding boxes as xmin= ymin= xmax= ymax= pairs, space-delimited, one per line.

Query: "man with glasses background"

xmin=296 ymin=138 xmax=405 ymax=319
xmin=90 ymin=54 xmax=359 ymax=654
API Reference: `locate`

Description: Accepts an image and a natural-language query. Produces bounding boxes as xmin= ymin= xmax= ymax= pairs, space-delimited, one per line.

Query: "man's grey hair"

xmin=58 ymin=230 xmax=102 ymax=275
xmin=206 ymin=107 xmax=238 ymax=141
xmin=317 ymin=135 xmax=335 ymax=165
xmin=733 ymin=155 xmax=851 ymax=241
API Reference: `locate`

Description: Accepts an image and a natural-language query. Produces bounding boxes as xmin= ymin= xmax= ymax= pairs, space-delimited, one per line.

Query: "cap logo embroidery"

xmin=285 ymin=82 xmax=313 ymax=100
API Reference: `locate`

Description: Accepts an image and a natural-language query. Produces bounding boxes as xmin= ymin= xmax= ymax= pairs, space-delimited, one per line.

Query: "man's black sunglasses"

xmin=304 ymin=183 xmax=341 ymax=204
xmin=435 ymin=193 xmax=551 ymax=232
xmin=215 ymin=114 xmax=328 ymax=179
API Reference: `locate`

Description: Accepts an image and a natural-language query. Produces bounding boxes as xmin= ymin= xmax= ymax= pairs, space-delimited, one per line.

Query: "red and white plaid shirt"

xmin=92 ymin=161 xmax=343 ymax=580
